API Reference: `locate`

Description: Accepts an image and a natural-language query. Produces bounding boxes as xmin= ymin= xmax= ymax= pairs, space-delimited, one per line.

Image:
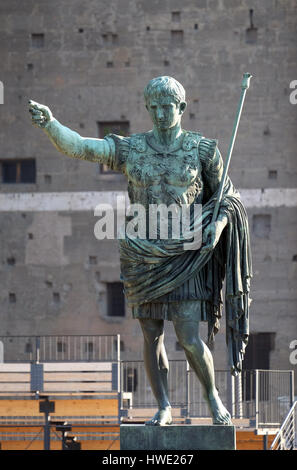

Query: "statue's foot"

xmin=145 ymin=408 xmax=172 ymax=426
xmin=206 ymin=392 xmax=232 ymax=426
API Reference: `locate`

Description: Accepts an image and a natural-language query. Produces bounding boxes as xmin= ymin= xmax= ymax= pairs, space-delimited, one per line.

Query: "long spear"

xmin=211 ymin=72 xmax=252 ymax=223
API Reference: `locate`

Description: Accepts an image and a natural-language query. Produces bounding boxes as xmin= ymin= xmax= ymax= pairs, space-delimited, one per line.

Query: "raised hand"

xmin=28 ymin=100 xmax=53 ymax=128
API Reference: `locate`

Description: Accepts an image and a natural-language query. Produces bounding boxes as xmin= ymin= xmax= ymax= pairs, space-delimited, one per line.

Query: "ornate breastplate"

xmin=126 ymin=131 xmax=204 ymax=207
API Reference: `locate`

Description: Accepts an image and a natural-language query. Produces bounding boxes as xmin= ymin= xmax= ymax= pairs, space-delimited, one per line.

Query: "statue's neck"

xmin=152 ymin=123 xmax=183 ymax=148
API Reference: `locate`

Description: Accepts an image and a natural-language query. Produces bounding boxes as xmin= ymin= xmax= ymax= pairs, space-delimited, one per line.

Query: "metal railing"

xmin=270 ymin=401 xmax=297 ymax=450
xmin=120 ymin=361 xmax=294 ymax=426
xmin=0 ymin=336 xmax=294 ymax=428
xmin=0 ymin=335 xmax=120 ymax=362
xmin=120 ymin=360 xmax=248 ymax=418
xmin=255 ymin=369 xmax=295 ymax=428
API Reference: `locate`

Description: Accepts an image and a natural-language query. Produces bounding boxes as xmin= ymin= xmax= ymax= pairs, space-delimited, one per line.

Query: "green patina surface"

xmin=29 ymin=75 xmax=252 ymax=426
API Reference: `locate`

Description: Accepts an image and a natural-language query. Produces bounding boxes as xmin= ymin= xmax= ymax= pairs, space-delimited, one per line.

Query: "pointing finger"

xmin=28 ymin=100 xmax=43 ymax=111
xmin=28 ymin=99 xmax=39 ymax=107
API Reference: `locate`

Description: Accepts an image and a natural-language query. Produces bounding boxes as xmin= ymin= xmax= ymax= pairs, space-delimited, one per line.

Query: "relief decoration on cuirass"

xmin=126 ymin=131 xmax=205 ymax=205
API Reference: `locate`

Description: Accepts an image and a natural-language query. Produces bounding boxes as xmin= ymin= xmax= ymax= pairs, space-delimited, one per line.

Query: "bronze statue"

xmin=29 ymin=76 xmax=252 ymax=426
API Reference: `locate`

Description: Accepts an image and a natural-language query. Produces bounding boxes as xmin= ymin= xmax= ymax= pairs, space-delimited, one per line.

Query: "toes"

xmin=219 ymin=413 xmax=232 ymax=425
xmin=145 ymin=415 xmax=160 ymax=426
xmin=223 ymin=410 xmax=232 ymax=424
xmin=214 ymin=412 xmax=232 ymax=425
xmin=146 ymin=410 xmax=172 ymax=426
xmin=146 ymin=419 xmax=157 ymax=426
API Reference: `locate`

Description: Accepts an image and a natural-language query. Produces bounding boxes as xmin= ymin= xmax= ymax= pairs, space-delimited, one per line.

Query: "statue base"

xmin=120 ymin=424 xmax=236 ymax=450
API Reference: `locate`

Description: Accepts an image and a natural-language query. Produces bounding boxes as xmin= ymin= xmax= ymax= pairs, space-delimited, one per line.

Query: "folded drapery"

xmin=119 ymin=178 xmax=252 ymax=375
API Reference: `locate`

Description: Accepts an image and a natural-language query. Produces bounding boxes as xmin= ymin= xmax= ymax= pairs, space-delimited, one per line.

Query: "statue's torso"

xmin=126 ymin=130 xmax=204 ymax=209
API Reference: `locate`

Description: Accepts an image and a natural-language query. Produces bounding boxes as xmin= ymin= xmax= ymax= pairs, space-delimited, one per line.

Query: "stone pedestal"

xmin=120 ymin=424 xmax=236 ymax=450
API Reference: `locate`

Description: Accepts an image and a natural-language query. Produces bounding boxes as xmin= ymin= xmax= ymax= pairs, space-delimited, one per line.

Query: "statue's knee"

xmin=179 ymin=336 xmax=198 ymax=354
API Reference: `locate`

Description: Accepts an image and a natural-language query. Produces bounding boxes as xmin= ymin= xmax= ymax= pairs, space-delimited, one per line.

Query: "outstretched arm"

xmin=28 ymin=100 xmax=115 ymax=164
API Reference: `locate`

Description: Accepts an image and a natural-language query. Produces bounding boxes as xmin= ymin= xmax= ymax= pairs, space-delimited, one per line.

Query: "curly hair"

xmin=144 ymin=76 xmax=186 ymax=105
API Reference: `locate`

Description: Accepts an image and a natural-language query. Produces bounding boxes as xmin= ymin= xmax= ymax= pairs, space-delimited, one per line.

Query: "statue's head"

xmin=144 ymin=76 xmax=187 ymax=130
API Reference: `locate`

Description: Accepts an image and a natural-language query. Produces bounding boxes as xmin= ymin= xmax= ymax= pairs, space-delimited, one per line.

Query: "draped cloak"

xmin=106 ymin=131 xmax=253 ymax=376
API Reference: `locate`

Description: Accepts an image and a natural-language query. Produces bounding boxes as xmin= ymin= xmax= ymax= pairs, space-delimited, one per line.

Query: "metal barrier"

xmin=120 ymin=361 xmax=294 ymax=426
xmin=255 ymin=370 xmax=295 ymax=428
xmin=0 ymin=335 xmax=120 ymax=362
xmin=120 ymin=360 xmax=188 ymax=411
xmin=0 ymin=336 xmax=294 ymax=427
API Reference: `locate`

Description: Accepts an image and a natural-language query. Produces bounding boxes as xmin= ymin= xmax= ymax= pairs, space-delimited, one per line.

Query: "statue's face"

xmin=146 ymin=95 xmax=186 ymax=130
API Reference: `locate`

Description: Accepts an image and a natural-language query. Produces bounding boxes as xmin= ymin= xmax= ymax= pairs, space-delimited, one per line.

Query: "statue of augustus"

xmin=29 ymin=76 xmax=252 ymax=426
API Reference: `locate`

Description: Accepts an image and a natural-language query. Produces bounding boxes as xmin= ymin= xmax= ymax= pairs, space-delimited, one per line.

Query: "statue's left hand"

xmin=200 ymin=221 xmax=224 ymax=254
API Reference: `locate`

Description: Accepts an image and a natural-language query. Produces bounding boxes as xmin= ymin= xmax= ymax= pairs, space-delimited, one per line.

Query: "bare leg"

xmin=173 ymin=318 xmax=232 ymax=425
xmin=139 ymin=318 xmax=172 ymax=425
